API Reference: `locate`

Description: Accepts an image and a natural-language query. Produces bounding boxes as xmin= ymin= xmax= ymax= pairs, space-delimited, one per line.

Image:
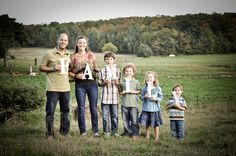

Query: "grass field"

xmin=0 ymin=48 xmax=236 ymax=156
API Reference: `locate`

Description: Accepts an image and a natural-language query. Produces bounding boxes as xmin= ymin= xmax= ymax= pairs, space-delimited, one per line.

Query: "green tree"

xmin=113 ymin=25 xmax=128 ymax=53
xmin=36 ymin=26 xmax=47 ymax=47
xmin=125 ymin=23 xmax=142 ymax=54
xmin=86 ymin=27 xmax=100 ymax=52
xmin=150 ymin=28 xmax=178 ymax=55
xmin=48 ymin=27 xmax=58 ymax=47
xmin=58 ymin=24 xmax=69 ymax=35
xmin=67 ymin=23 xmax=82 ymax=49
xmin=176 ymin=32 xmax=192 ymax=55
xmin=140 ymin=32 xmax=152 ymax=45
xmin=0 ymin=14 xmax=27 ymax=67
xmin=136 ymin=43 xmax=153 ymax=57
xmin=24 ymin=24 xmax=41 ymax=47
xmin=98 ymin=24 xmax=118 ymax=52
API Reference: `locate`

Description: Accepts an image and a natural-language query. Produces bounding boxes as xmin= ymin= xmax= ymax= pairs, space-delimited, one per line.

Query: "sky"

xmin=0 ymin=0 xmax=236 ymax=25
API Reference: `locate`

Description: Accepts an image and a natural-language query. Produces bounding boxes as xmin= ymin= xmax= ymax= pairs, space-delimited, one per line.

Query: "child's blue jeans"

xmin=101 ymin=103 xmax=119 ymax=134
xmin=121 ymin=106 xmax=139 ymax=136
xmin=170 ymin=120 xmax=184 ymax=139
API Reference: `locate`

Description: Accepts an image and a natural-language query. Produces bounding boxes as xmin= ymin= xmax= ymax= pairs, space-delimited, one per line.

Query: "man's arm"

xmin=39 ymin=64 xmax=60 ymax=73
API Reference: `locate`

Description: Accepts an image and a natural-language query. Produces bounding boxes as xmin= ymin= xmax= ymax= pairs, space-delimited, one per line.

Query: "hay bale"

xmin=73 ymin=105 xmax=102 ymax=121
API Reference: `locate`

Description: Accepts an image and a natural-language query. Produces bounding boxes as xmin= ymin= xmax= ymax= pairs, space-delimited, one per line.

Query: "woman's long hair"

xmin=144 ymin=71 xmax=159 ymax=86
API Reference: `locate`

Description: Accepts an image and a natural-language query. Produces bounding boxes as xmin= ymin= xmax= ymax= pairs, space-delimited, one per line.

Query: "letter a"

xmin=82 ymin=63 xmax=94 ymax=80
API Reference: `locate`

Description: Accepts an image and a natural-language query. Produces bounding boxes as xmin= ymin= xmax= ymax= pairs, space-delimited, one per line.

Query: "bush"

xmin=137 ymin=43 xmax=153 ymax=57
xmin=102 ymin=42 xmax=118 ymax=53
xmin=0 ymin=82 xmax=44 ymax=111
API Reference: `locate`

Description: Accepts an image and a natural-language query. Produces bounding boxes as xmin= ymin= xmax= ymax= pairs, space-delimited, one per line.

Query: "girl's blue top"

xmin=141 ymin=85 xmax=163 ymax=112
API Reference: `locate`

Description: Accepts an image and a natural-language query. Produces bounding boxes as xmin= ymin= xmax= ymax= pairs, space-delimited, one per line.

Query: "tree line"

xmin=1 ymin=13 xmax=236 ymax=58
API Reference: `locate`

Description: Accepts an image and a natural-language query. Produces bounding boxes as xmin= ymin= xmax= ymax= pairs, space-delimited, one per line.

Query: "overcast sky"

xmin=1 ymin=0 xmax=236 ymax=25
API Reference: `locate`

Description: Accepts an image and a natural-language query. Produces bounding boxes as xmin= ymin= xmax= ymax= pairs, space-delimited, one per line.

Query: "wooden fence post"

xmin=10 ymin=63 xmax=13 ymax=74
xmin=196 ymin=96 xmax=199 ymax=108
xmin=34 ymin=58 xmax=37 ymax=66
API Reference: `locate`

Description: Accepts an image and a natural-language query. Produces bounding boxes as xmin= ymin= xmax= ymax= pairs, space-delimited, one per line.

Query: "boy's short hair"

xmin=104 ymin=51 xmax=115 ymax=60
xmin=172 ymin=84 xmax=183 ymax=91
xmin=122 ymin=62 xmax=136 ymax=75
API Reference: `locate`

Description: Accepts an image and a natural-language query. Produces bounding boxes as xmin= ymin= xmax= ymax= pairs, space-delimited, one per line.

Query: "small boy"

xmin=120 ymin=62 xmax=141 ymax=139
xmin=166 ymin=84 xmax=187 ymax=140
xmin=98 ymin=51 xmax=121 ymax=137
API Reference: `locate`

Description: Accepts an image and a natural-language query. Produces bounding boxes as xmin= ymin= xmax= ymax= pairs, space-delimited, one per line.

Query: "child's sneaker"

xmin=132 ymin=136 xmax=139 ymax=140
xmin=46 ymin=135 xmax=54 ymax=140
xmin=93 ymin=132 xmax=100 ymax=138
xmin=121 ymin=132 xmax=129 ymax=137
xmin=103 ymin=133 xmax=111 ymax=139
xmin=80 ymin=133 xmax=87 ymax=137
xmin=112 ymin=133 xmax=121 ymax=137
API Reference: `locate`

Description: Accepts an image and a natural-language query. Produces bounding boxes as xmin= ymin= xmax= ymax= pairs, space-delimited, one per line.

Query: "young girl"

xmin=139 ymin=71 xmax=163 ymax=143
xmin=120 ymin=62 xmax=141 ymax=139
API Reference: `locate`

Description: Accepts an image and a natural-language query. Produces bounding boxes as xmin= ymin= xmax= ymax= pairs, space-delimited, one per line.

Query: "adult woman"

xmin=69 ymin=36 xmax=99 ymax=137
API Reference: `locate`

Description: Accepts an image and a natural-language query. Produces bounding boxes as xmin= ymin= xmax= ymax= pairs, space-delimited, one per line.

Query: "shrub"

xmin=102 ymin=42 xmax=118 ymax=53
xmin=0 ymin=82 xmax=44 ymax=111
xmin=137 ymin=43 xmax=153 ymax=57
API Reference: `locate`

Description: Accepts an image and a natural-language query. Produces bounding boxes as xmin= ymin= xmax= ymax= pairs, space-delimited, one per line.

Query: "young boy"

xmin=98 ymin=52 xmax=121 ymax=137
xmin=120 ymin=62 xmax=141 ymax=139
xmin=167 ymin=84 xmax=187 ymax=140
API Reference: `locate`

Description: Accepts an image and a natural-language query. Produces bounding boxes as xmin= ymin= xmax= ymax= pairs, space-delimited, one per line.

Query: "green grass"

xmin=0 ymin=48 xmax=236 ymax=156
xmin=0 ymin=103 xmax=235 ymax=156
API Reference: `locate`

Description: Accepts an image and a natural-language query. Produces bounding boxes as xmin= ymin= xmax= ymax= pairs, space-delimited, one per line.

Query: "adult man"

xmin=39 ymin=33 xmax=70 ymax=138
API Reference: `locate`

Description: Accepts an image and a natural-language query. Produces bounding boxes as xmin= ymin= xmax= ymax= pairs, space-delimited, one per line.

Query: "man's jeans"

xmin=75 ymin=82 xmax=98 ymax=134
xmin=46 ymin=91 xmax=70 ymax=136
xmin=121 ymin=106 xmax=139 ymax=136
xmin=170 ymin=120 xmax=184 ymax=139
xmin=101 ymin=104 xmax=118 ymax=134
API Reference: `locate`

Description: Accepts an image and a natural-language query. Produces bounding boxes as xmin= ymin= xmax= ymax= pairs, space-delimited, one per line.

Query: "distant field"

xmin=0 ymin=48 xmax=236 ymax=156
xmin=4 ymin=48 xmax=236 ymax=105
xmin=7 ymin=48 xmax=236 ymax=76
